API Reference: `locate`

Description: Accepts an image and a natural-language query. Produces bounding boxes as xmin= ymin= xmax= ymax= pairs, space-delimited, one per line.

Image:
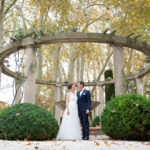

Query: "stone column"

xmin=113 ymin=45 xmax=126 ymax=96
xmin=55 ymin=84 xmax=62 ymax=124
xmin=24 ymin=46 xmax=37 ymax=104
xmin=99 ymin=85 xmax=105 ymax=115
xmin=136 ymin=78 xmax=144 ymax=96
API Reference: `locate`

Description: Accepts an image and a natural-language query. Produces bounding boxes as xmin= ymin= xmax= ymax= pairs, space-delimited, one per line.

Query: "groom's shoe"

xmin=82 ymin=137 xmax=89 ymax=140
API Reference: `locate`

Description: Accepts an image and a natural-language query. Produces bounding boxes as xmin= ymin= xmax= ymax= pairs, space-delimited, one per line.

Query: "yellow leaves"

xmin=104 ymin=141 xmax=111 ymax=147
xmin=94 ymin=140 xmax=100 ymax=146
xmin=142 ymin=142 xmax=150 ymax=145
xmin=144 ymin=142 xmax=150 ymax=145
xmin=102 ymin=0 xmax=150 ymax=41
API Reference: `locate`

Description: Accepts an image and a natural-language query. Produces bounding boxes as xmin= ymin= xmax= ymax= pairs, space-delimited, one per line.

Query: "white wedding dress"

xmin=56 ymin=92 xmax=82 ymax=140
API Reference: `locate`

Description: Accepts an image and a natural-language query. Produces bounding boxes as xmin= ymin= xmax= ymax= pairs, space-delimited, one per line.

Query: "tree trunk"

xmin=14 ymin=79 xmax=22 ymax=104
xmin=35 ymin=7 xmax=44 ymax=106
xmin=0 ymin=6 xmax=4 ymax=85
xmin=76 ymin=58 xmax=80 ymax=82
xmin=68 ymin=44 xmax=78 ymax=83
xmin=91 ymin=51 xmax=113 ymax=96
xmin=0 ymin=0 xmax=17 ymax=85
xmin=79 ymin=57 xmax=84 ymax=81
xmin=35 ymin=48 xmax=43 ymax=106
xmin=113 ymin=45 xmax=126 ymax=96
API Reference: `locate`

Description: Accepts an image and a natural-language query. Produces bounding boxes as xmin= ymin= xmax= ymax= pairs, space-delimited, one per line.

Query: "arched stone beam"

xmin=2 ymin=60 xmax=150 ymax=86
xmin=2 ymin=64 xmax=22 ymax=79
xmin=36 ymin=80 xmax=115 ymax=86
xmin=127 ymin=64 xmax=150 ymax=80
xmin=0 ymin=32 xmax=150 ymax=61
xmin=0 ymin=32 xmax=150 ymax=84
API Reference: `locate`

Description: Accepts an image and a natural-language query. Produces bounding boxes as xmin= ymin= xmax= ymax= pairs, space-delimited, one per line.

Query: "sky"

xmin=0 ymin=74 xmax=14 ymax=104
xmin=0 ymin=54 xmax=18 ymax=104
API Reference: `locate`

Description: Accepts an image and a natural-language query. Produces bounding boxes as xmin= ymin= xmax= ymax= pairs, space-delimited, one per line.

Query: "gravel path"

xmin=0 ymin=135 xmax=150 ymax=150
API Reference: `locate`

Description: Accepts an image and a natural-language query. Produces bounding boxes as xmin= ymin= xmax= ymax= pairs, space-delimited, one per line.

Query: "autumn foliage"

xmin=0 ymin=103 xmax=59 ymax=141
xmin=101 ymin=94 xmax=150 ymax=141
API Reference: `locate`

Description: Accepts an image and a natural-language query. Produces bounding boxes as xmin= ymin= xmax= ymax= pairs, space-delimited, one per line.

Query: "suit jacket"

xmin=77 ymin=89 xmax=91 ymax=111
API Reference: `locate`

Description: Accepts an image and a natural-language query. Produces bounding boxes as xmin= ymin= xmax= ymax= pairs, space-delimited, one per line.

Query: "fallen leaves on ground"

xmin=26 ymin=141 xmax=32 ymax=146
xmin=143 ymin=142 xmax=150 ymax=145
xmin=72 ymin=140 xmax=76 ymax=142
xmin=94 ymin=141 xmax=100 ymax=146
xmin=104 ymin=141 xmax=110 ymax=147
xmin=111 ymin=141 xmax=116 ymax=144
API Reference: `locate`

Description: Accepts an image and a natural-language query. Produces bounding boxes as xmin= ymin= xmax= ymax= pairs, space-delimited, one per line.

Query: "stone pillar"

xmin=24 ymin=46 xmax=37 ymax=104
xmin=136 ymin=78 xmax=144 ymax=96
xmin=55 ymin=84 xmax=61 ymax=124
xmin=113 ymin=45 xmax=126 ymax=96
xmin=99 ymin=86 xmax=105 ymax=115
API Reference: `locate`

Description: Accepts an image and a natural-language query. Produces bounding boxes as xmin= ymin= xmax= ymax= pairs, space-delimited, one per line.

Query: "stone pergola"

xmin=0 ymin=31 xmax=150 ymax=123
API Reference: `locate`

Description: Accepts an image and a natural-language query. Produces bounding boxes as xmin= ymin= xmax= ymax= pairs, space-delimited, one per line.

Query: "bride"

xmin=56 ymin=84 xmax=82 ymax=140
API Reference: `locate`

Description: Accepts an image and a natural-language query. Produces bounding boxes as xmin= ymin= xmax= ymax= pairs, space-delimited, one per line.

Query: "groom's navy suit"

xmin=77 ymin=89 xmax=91 ymax=138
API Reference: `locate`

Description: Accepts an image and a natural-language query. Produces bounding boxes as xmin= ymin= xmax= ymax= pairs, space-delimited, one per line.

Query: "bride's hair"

xmin=68 ymin=84 xmax=73 ymax=90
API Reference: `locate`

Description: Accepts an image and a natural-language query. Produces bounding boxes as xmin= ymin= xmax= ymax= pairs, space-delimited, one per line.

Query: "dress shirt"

xmin=80 ymin=88 xmax=85 ymax=96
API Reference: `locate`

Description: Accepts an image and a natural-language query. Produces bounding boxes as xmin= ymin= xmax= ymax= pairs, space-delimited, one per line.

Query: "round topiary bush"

xmin=92 ymin=116 xmax=100 ymax=127
xmin=101 ymin=94 xmax=150 ymax=141
xmin=0 ymin=103 xmax=59 ymax=141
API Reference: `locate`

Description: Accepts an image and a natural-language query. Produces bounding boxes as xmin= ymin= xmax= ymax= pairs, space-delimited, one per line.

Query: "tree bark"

xmin=0 ymin=1 xmax=4 ymax=85
xmin=35 ymin=7 xmax=44 ymax=106
xmin=91 ymin=51 xmax=113 ymax=96
xmin=76 ymin=58 xmax=80 ymax=82
xmin=68 ymin=46 xmax=76 ymax=83
xmin=0 ymin=0 xmax=18 ymax=85
xmin=14 ymin=79 xmax=22 ymax=104
xmin=35 ymin=48 xmax=43 ymax=106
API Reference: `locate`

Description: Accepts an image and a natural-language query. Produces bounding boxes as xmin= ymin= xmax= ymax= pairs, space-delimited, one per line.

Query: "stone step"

xmin=89 ymin=126 xmax=105 ymax=135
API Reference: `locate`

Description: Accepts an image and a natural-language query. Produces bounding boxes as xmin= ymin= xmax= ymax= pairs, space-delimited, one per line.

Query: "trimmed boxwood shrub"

xmin=0 ymin=103 xmax=59 ymax=141
xmin=92 ymin=116 xmax=100 ymax=127
xmin=0 ymin=107 xmax=3 ymax=114
xmin=0 ymin=105 xmax=5 ymax=114
xmin=104 ymin=70 xmax=115 ymax=103
xmin=101 ymin=94 xmax=150 ymax=141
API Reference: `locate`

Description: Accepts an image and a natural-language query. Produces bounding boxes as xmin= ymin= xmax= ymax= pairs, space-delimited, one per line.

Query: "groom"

xmin=77 ymin=81 xmax=91 ymax=140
